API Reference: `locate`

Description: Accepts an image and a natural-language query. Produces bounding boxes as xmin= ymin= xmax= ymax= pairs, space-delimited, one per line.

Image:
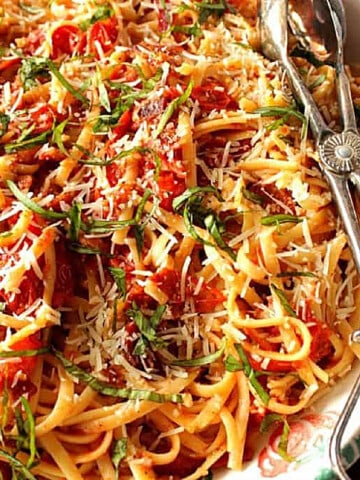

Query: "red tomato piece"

xmin=51 ymin=24 xmax=83 ymax=58
xmin=88 ymin=17 xmax=118 ymax=56
xmin=31 ymin=105 xmax=55 ymax=134
xmin=0 ymin=334 xmax=42 ymax=389
xmin=301 ymin=303 xmax=333 ymax=363
xmin=190 ymin=281 xmax=226 ymax=313
xmin=191 ymin=80 xmax=238 ymax=112
xmin=112 ymin=109 xmax=132 ymax=139
xmin=0 ymin=57 xmax=21 ymax=73
xmin=24 ymin=29 xmax=46 ymax=55
xmin=157 ymin=171 xmax=186 ymax=211
xmin=151 ymin=268 xmax=181 ymax=302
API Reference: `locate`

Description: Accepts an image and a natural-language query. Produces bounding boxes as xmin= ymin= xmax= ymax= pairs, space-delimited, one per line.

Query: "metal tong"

xmin=259 ymin=1 xmax=360 ymax=479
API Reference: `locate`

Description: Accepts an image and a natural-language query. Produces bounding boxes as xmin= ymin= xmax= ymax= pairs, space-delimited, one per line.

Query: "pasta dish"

xmin=0 ymin=0 xmax=360 ymax=478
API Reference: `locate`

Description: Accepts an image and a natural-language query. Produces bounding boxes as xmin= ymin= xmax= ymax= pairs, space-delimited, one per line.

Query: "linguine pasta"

xmin=0 ymin=0 xmax=360 ymax=478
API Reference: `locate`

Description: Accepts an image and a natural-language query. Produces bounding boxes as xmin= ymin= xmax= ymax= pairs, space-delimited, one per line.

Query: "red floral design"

xmin=258 ymin=413 xmax=337 ymax=477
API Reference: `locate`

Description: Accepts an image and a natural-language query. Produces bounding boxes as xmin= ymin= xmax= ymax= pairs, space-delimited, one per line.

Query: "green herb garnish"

xmin=0 ymin=347 xmax=50 ymax=359
xmin=195 ymin=0 xmax=235 ymax=24
xmin=242 ymin=187 xmax=265 ymax=205
xmin=255 ymin=105 xmax=306 ymax=132
xmin=308 ymin=74 xmax=326 ymax=91
xmin=52 ymin=119 xmax=69 ymax=156
xmin=225 ymin=344 xmax=270 ymax=405
xmin=7 ymin=180 xmax=67 ymax=221
xmin=0 ymin=450 xmax=37 ymax=480
xmin=276 ymin=271 xmax=316 ymax=278
xmin=109 ymin=267 xmax=127 ymax=300
xmin=5 ymin=130 xmax=52 ymax=154
xmin=173 ymin=186 xmax=236 ymax=260
xmin=19 ymin=57 xmax=88 ymax=105
xmin=154 ymin=81 xmax=193 ymax=138
xmin=111 ymin=438 xmax=127 ymax=478
xmin=270 ymin=284 xmax=297 ymax=317
xmin=127 ymin=302 xmax=167 ymax=354
xmin=79 ymin=4 xmax=114 ymax=31
xmin=261 ymin=214 xmax=303 ymax=227
xmin=0 ymin=113 xmax=10 ymax=137
xmin=172 ymin=339 xmax=225 ymax=367
xmin=67 ymin=202 xmax=82 ymax=242
xmin=53 ymin=349 xmax=182 ymax=403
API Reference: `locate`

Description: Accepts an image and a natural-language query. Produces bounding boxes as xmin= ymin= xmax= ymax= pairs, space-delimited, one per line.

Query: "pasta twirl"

xmin=0 ymin=0 xmax=360 ymax=479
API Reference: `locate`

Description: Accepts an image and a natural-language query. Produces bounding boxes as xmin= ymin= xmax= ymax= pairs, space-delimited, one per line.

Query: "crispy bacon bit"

xmin=249 ymin=183 xmax=297 ymax=214
xmin=191 ymin=80 xmax=238 ymax=112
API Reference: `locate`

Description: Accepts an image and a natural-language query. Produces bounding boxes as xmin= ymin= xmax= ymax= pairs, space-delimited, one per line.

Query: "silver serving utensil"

xmin=259 ymin=2 xmax=360 ymax=479
xmin=260 ymin=0 xmax=360 ymax=273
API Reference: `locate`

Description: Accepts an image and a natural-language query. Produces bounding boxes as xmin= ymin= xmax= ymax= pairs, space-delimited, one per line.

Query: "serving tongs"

xmin=259 ymin=1 xmax=360 ymax=479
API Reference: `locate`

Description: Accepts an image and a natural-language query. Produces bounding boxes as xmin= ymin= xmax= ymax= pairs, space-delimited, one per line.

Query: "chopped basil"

xmin=17 ymin=398 xmax=38 ymax=468
xmin=7 ymin=180 xmax=67 ymax=221
xmin=172 ymin=339 xmax=225 ymax=367
xmin=79 ymin=146 xmax=160 ymax=172
xmin=154 ymin=81 xmax=193 ymax=138
xmin=242 ymin=187 xmax=265 ymax=205
xmin=0 ymin=112 xmax=10 ymax=137
xmin=19 ymin=57 xmax=51 ymax=91
xmin=68 ymin=243 xmax=105 ymax=255
xmin=225 ymin=344 xmax=270 ymax=405
xmin=255 ymin=105 xmax=306 ymax=132
xmin=94 ymin=68 xmax=162 ymax=133
xmin=308 ymin=74 xmax=326 ymax=91
xmin=195 ymin=0 xmax=236 ymax=24
xmin=109 ymin=267 xmax=127 ymax=299
xmin=79 ymin=4 xmax=114 ymax=31
xmin=48 ymin=60 xmax=89 ymax=105
xmin=276 ymin=271 xmax=316 ymax=278
xmin=173 ymin=186 xmax=223 ymax=211
xmin=97 ymin=67 xmax=111 ymax=112
xmin=84 ymin=189 xmax=152 ymax=234
xmin=173 ymin=186 xmax=236 ymax=260
xmin=270 ymin=284 xmax=297 ymax=317
xmin=0 ymin=347 xmax=50 ymax=358
xmin=52 ymin=119 xmax=69 ymax=156
xmin=127 ymin=303 xmax=167 ymax=352
xmin=0 ymin=397 xmax=39 ymax=480
xmin=68 ymin=202 xmax=82 ymax=242
xmin=204 ymin=213 xmax=236 ymax=261
xmin=53 ymin=349 xmax=183 ymax=403
xmin=0 ymin=450 xmax=37 ymax=480
xmin=172 ymin=23 xmax=202 ymax=37
xmin=261 ymin=214 xmax=303 ymax=226
xmin=19 ymin=57 xmax=88 ymax=105
xmin=111 ymin=438 xmax=127 ymax=478
xmin=5 ymin=129 xmax=52 ymax=153
xmin=260 ymin=413 xmax=294 ymax=462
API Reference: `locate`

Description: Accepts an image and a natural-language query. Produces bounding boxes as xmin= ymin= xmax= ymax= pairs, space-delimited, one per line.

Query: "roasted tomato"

xmin=157 ymin=171 xmax=186 ymax=211
xmin=191 ymin=80 xmax=238 ymax=112
xmin=51 ymin=24 xmax=84 ymax=58
xmin=0 ymin=334 xmax=42 ymax=389
xmin=88 ymin=16 xmax=118 ymax=56
xmin=31 ymin=105 xmax=55 ymax=134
